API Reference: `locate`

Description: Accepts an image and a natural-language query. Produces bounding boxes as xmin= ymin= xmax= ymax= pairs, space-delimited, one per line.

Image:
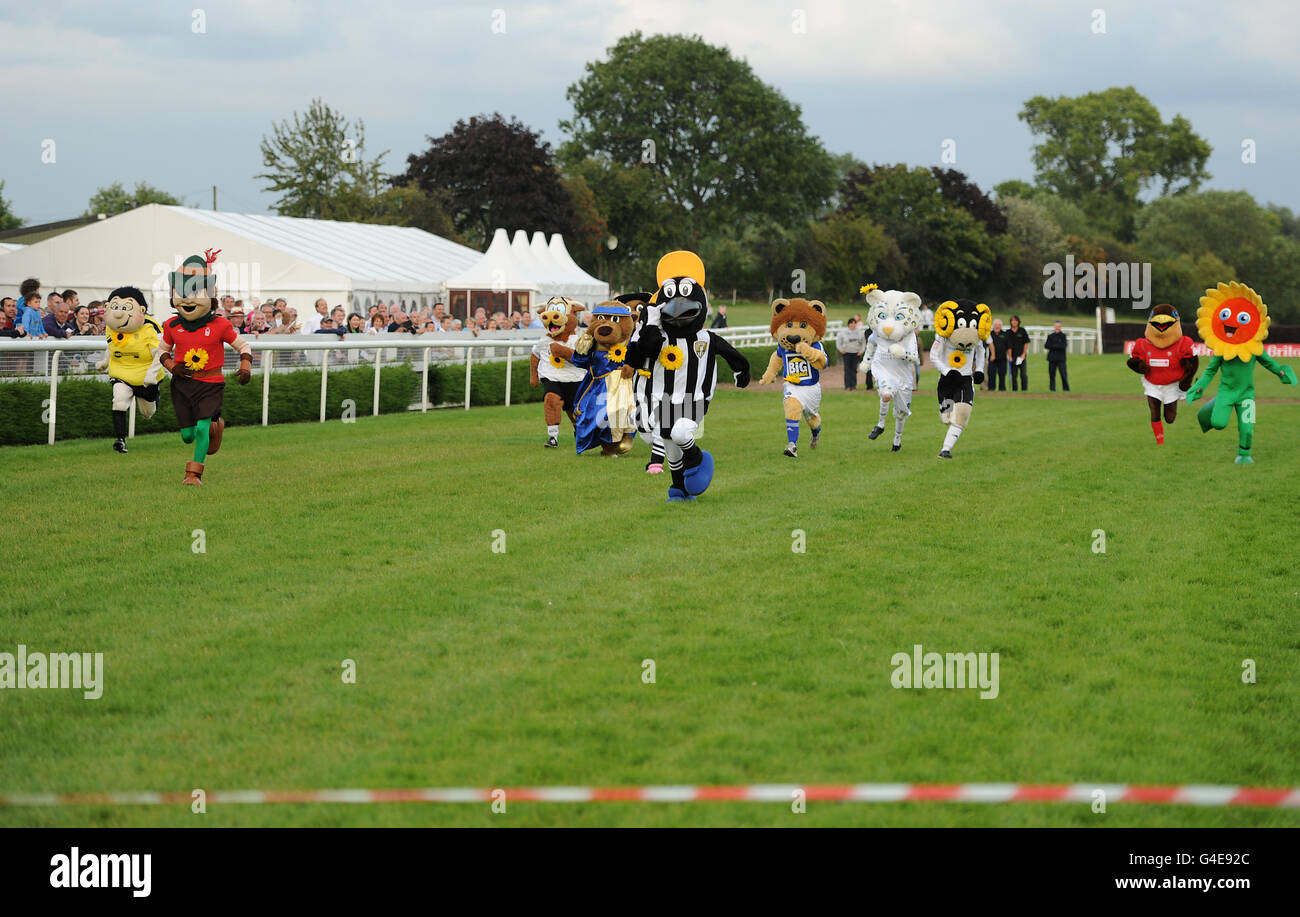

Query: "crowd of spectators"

xmin=211 ymin=296 xmax=546 ymax=339
xmin=1 ymin=279 xmax=107 ymax=340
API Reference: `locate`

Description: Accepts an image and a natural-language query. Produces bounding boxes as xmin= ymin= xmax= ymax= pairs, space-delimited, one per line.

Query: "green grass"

xmin=1 ymin=354 xmax=1298 ymax=827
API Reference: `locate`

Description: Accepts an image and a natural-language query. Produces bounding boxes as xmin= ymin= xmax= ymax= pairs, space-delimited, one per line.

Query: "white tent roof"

xmin=443 ymin=228 xmax=539 ymax=292
xmin=445 ymin=228 xmax=609 ymax=307
xmin=0 ymin=242 xmax=24 ymax=253
xmin=0 ymin=204 xmax=482 ymax=316
xmin=548 ymin=233 xmax=607 ymax=296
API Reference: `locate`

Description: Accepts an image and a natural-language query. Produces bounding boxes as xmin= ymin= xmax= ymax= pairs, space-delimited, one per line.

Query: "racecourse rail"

xmin=0 ymin=322 xmax=1098 ymax=445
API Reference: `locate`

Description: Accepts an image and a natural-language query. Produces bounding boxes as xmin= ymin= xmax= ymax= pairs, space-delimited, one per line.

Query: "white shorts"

xmin=783 ymin=382 xmax=822 ymax=418
xmin=1142 ymin=379 xmax=1184 ymax=404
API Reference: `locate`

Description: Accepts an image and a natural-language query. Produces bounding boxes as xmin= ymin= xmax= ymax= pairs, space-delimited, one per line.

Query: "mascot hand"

xmin=170 ymin=362 xmax=194 ymax=379
xmin=888 ymin=343 xmax=905 ymax=359
xmin=1279 ymin=365 xmax=1298 ymax=386
xmin=143 ymin=366 xmax=160 ymax=385
xmin=1126 ymin=356 xmax=1149 ymax=375
xmin=529 ymin=374 xmax=539 ymax=388
xmin=759 ymin=370 xmax=776 ymax=385
xmin=574 ymin=333 xmax=594 ymax=356
xmin=795 ymin=341 xmax=816 ymax=359
xmin=644 ymin=305 xmax=662 ymax=328
xmin=94 ymin=358 xmax=109 ymax=373
xmin=236 ymin=357 xmax=253 ymax=385
xmin=973 ymin=371 xmax=985 ymax=385
xmin=1186 ymin=383 xmax=1204 ymax=403
xmin=734 ymin=367 xmax=751 ymax=388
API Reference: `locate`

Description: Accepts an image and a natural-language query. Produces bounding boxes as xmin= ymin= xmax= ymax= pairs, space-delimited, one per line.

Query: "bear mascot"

xmin=529 ymin=296 xmax=585 ymax=448
xmin=758 ymin=297 xmax=828 ymax=458
xmin=553 ymin=299 xmax=639 ymax=456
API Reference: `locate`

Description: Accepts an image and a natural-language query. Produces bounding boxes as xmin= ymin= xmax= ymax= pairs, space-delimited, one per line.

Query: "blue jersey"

xmin=777 ymin=342 xmax=824 ymax=386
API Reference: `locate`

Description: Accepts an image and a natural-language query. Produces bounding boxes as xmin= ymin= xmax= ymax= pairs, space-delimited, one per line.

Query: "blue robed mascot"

xmin=547 ymin=300 xmax=638 ymax=456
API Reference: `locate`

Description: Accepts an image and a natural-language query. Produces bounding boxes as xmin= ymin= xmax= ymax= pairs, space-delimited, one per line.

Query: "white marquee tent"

xmin=0 ymin=204 xmax=484 ymax=318
xmin=444 ymin=228 xmax=609 ymax=317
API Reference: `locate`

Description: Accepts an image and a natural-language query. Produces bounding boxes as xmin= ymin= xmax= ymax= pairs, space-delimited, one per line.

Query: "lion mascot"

xmin=529 ymin=296 xmax=585 ymax=448
xmin=94 ymin=285 xmax=163 ymax=453
xmin=929 ymin=298 xmax=991 ymax=458
xmin=1186 ymin=281 xmax=1296 ymax=463
xmin=157 ymin=249 xmax=253 ymax=485
xmin=861 ymin=285 xmax=922 ymax=451
xmin=758 ymin=297 xmax=828 ymax=458
xmin=1126 ymin=303 xmax=1198 ymax=444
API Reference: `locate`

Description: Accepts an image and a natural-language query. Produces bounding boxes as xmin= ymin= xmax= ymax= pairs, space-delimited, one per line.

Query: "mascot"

xmin=1126 ymin=303 xmax=1198 ymax=444
xmin=618 ymin=291 xmax=667 ymax=473
xmin=861 ymin=285 xmax=921 ymax=451
xmin=94 ymin=286 xmax=162 ymax=453
xmin=929 ymin=298 xmax=991 ymax=458
xmin=529 ymin=296 xmax=585 ymax=448
xmin=757 ymin=297 xmax=828 ymax=457
xmin=625 ymin=250 xmax=751 ymax=501
xmin=554 ymin=299 xmax=638 ymax=455
xmin=157 ymin=249 xmax=252 ymax=485
xmin=1186 ymin=281 xmax=1296 ymax=463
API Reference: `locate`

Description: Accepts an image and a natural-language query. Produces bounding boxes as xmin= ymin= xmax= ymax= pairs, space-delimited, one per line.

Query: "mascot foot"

xmin=784 ymin=443 xmax=798 ymax=458
xmin=682 ymin=450 xmax=714 ymax=495
xmin=938 ymin=450 xmax=952 ymax=459
xmin=810 ymin=430 xmax=820 ymax=449
xmin=1235 ymin=454 xmax=1254 ymax=464
xmin=645 ymin=462 xmax=663 ymax=474
xmin=113 ymin=438 xmax=128 ymax=454
xmin=891 ymin=443 xmax=901 ymax=452
xmin=207 ymin=417 xmax=225 ymax=455
xmin=182 ymin=460 xmax=205 ymax=486
xmin=544 ymin=436 xmax=558 ymax=448
xmin=666 ymin=487 xmax=695 ymax=502
xmin=868 ymin=426 xmax=883 ymax=440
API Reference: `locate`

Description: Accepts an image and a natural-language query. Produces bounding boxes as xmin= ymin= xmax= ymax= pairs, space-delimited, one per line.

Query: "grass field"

xmin=2 ymin=354 xmax=1298 ymax=827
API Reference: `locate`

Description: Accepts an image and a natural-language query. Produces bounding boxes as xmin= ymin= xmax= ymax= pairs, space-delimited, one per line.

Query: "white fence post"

xmin=319 ymin=349 xmax=329 ymax=423
xmin=372 ymin=347 xmax=382 ymax=416
xmin=421 ymin=347 xmax=430 ymax=413
xmin=464 ymin=344 xmax=472 ymax=411
xmin=47 ymin=350 xmax=60 ymax=445
xmin=261 ymin=350 xmax=273 ymax=426
xmin=504 ymin=346 xmax=512 ymax=407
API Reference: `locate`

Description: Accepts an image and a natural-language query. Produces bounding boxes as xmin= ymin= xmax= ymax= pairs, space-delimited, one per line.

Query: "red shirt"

xmin=163 ymin=315 xmax=238 ymax=383
xmin=1132 ymin=335 xmax=1194 ymax=386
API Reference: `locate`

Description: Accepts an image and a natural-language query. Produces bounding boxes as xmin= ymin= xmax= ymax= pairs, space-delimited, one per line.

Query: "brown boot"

xmin=207 ymin=417 xmax=224 ymax=455
xmin=183 ymin=461 xmax=204 ymax=486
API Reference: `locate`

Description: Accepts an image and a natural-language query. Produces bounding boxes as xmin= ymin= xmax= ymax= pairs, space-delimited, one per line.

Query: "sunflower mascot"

xmin=1186 ymin=281 xmax=1296 ymax=463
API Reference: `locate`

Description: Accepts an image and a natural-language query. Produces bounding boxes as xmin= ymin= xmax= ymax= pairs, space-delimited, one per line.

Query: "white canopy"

xmin=444 ymin=227 xmax=608 ymax=309
xmin=444 ymin=228 xmax=540 ymax=294
xmin=0 ymin=204 xmax=482 ymax=317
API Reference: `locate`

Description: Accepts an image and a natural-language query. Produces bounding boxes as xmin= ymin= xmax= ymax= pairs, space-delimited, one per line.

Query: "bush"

xmin=0 ymin=366 xmax=417 ymax=447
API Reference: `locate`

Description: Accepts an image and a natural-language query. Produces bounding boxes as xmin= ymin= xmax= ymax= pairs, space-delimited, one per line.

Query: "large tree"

xmin=394 ymin=113 xmax=576 ymax=250
xmin=1019 ymin=87 xmax=1211 ymax=239
xmin=257 ymin=99 xmax=387 ymax=220
xmin=563 ymin=156 xmax=677 ymax=289
xmin=83 ymin=181 xmax=181 ymax=216
xmin=559 ymin=32 xmax=837 ymax=246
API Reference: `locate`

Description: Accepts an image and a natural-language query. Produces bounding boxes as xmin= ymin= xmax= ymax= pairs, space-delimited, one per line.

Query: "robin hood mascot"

xmin=157 ymin=249 xmax=252 ymax=485
xmin=624 ymin=250 xmax=751 ymax=501
xmin=94 ymin=286 xmax=162 ymax=453
xmin=1126 ymin=303 xmax=1198 ymax=444
xmin=1186 ymin=281 xmax=1296 ymax=463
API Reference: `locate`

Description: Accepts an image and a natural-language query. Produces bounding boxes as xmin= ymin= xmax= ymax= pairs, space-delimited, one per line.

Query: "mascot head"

xmin=169 ymin=248 xmax=221 ymax=325
xmin=587 ymin=301 xmax=636 ymax=354
xmin=863 ymin=287 xmax=921 ymax=343
xmin=769 ymin=297 xmax=827 ymax=349
xmin=1145 ymin=304 xmax=1184 ymax=349
xmin=104 ymin=286 xmax=150 ymax=334
xmin=1197 ymin=281 xmax=1269 ymax=361
xmin=655 ymin=250 xmax=708 ymax=336
xmin=536 ymin=296 xmax=582 ymax=340
xmin=935 ymin=299 xmax=992 ymax=352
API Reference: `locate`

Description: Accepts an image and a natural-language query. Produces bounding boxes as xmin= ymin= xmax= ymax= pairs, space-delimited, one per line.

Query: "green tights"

xmin=180 ymin=417 xmax=211 ymax=463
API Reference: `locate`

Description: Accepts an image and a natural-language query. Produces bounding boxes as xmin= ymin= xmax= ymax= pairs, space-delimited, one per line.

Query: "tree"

xmin=563 ymin=157 xmax=677 ymax=290
xmin=838 ymin=164 xmax=999 ymax=299
xmin=560 ymin=172 xmax=608 ymax=271
xmin=932 ymin=168 xmax=1007 ymax=236
xmin=807 ymin=214 xmax=906 ymax=301
xmin=395 ymin=113 xmax=576 ymax=250
xmin=0 ymin=180 xmax=20 ymax=230
xmin=257 ymin=99 xmax=387 ymax=220
xmin=368 ymin=186 xmax=461 ymax=241
xmin=1019 ymin=87 xmax=1211 ymax=239
xmin=559 ymin=32 xmax=837 ymax=245
xmin=83 ymin=181 xmax=181 ymax=216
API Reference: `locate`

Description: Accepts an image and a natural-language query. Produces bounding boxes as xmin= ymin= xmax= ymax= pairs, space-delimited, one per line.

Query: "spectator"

xmin=433 ymin=303 xmax=446 ymax=324
xmin=19 ymin=290 xmax=46 ymax=337
xmin=16 ymin=277 xmax=40 ymax=314
xmin=422 ymin=321 xmax=439 ymax=334
xmin=440 ymin=316 xmax=454 ymax=332
xmin=1007 ymin=315 xmax=1030 ymax=391
xmin=89 ymin=302 xmax=106 ymax=335
xmin=346 ymin=313 xmax=366 ymax=333
xmin=61 ymin=289 xmax=80 ymax=312
xmin=303 ymin=298 xmax=328 ymax=333
xmin=710 ymin=303 xmax=729 ymax=329
xmin=368 ymin=315 xmax=386 ymax=332
xmin=43 ymin=294 xmax=76 ymax=339
xmin=280 ymin=307 xmax=299 ymax=333
xmin=1045 ymin=320 xmax=1070 ymax=392
xmin=987 ymin=319 xmax=1009 ymax=391
xmin=72 ymin=305 xmax=95 ymax=335
xmin=835 ymin=316 xmax=867 ymax=391
xmin=228 ymin=306 xmax=246 ymax=332
xmin=1 ymin=297 xmax=27 ymax=337
xmin=388 ymin=310 xmax=415 ymax=334
xmin=220 ymin=295 xmax=235 ymax=316
xmin=331 ymin=305 xmax=345 ymax=328
xmin=247 ymin=312 xmax=271 ymax=335
xmin=314 ymin=317 xmax=344 ymax=336
xmin=473 ymin=306 xmax=488 ymax=328
xmin=452 ymin=319 xmax=464 ymax=331
xmin=920 ymin=303 xmax=935 ymax=330
xmin=367 ymin=304 xmax=380 ymax=321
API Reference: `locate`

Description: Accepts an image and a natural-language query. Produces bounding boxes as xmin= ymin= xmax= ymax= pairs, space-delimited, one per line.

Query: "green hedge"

xmin=0 ymin=366 xmax=416 ymax=446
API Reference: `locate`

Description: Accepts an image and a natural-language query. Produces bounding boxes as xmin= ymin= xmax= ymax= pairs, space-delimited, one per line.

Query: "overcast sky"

xmin=2 ymin=0 xmax=1296 ymax=229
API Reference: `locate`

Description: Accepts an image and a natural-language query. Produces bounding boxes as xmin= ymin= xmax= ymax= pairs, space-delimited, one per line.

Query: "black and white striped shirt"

xmin=627 ymin=325 xmax=750 ymax=433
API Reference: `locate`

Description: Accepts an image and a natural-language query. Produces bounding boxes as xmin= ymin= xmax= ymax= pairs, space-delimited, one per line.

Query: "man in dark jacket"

xmin=1045 ymin=320 xmax=1069 ymax=392
xmin=987 ymin=318 xmax=1010 ymax=390
xmin=42 ymin=293 xmax=77 ymax=339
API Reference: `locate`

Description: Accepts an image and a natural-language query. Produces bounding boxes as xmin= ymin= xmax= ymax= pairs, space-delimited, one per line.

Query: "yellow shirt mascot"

xmin=94 ymin=286 xmax=163 ymax=453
